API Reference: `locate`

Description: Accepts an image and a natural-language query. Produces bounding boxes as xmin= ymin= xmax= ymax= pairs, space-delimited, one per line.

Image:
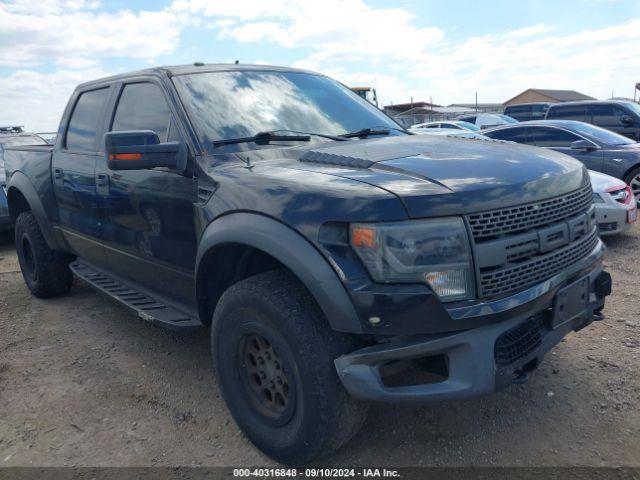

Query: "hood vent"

xmin=300 ymin=151 xmax=374 ymax=169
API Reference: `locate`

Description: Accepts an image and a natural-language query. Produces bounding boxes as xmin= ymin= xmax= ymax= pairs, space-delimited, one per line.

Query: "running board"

xmin=70 ymin=261 xmax=202 ymax=331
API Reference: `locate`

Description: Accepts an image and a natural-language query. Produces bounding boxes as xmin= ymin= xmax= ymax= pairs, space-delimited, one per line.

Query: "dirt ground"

xmin=0 ymin=227 xmax=639 ymax=468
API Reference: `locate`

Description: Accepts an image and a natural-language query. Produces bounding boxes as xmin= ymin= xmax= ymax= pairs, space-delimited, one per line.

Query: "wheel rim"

xmin=630 ymin=174 xmax=640 ymax=206
xmin=237 ymin=332 xmax=295 ymax=424
xmin=21 ymin=236 xmax=37 ymax=282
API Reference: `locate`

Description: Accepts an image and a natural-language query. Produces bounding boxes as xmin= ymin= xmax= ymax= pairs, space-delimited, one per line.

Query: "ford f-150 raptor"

xmin=3 ymin=64 xmax=611 ymax=464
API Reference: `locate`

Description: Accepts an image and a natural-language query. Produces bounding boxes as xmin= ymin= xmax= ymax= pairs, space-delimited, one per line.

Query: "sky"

xmin=1 ymin=0 xmax=640 ymax=131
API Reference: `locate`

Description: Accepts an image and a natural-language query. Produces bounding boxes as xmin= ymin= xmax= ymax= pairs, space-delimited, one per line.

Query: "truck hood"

xmin=247 ymin=134 xmax=589 ymax=217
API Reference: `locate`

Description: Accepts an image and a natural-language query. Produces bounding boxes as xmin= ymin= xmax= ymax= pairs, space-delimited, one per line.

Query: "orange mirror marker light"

xmin=109 ymin=153 xmax=142 ymax=161
xmin=352 ymin=226 xmax=378 ymax=248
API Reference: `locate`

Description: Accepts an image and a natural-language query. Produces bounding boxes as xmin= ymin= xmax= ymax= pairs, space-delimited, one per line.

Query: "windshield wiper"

xmin=340 ymin=127 xmax=390 ymax=139
xmin=213 ymin=131 xmax=311 ymax=147
xmin=270 ymin=129 xmax=348 ymax=142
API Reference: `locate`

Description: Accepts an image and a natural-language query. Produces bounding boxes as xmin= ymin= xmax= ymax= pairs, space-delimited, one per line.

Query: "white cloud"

xmin=0 ymin=67 xmax=111 ymax=131
xmin=1 ymin=0 xmax=639 ymax=131
xmin=506 ymin=24 xmax=556 ymax=38
xmin=0 ymin=1 xmax=182 ymax=67
xmin=206 ymin=0 xmax=444 ymax=62
xmin=176 ymin=0 xmax=640 ymax=106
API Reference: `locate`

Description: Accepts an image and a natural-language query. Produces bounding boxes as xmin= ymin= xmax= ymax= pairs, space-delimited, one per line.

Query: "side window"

xmin=506 ymin=105 xmax=528 ymax=115
xmin=112 ymin=83 xmax=172 ymax=141
xmin=487 ymin=127 xmax=531 ymax=143
xmin=547 ymin=105 xmax=586 ymax=121
xmin=65 ymin=88 xmax=110 ymax=152
xmin=530 ymin=127 xmax=580 ymax=147
xmin=531 ymin=104 xmax=549 ymax=120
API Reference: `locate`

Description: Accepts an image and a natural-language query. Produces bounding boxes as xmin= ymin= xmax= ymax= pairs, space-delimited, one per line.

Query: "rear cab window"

xmin=65 ymin=88 xmax=111 ymax=152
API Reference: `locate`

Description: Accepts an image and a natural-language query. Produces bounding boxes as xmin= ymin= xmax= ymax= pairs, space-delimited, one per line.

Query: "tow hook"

xmin=512 ymin=358 xmax=539 ymax=384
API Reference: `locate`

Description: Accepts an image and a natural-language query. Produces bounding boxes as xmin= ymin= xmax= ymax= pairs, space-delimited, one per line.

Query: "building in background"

xmin=503 ymin=88 xmax=594 ymax=106
xmin=448 ymin=103 xmax=502 ymax=114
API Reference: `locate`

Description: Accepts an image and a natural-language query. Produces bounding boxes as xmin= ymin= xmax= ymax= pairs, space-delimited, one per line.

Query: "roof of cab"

xmin=547 ymin=99 xmax=638 ymax=108
xmin=77 ymin=63 xmax=318 ymax=89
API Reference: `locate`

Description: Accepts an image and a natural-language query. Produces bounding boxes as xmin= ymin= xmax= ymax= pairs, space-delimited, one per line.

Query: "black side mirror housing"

xmin=570 ymin=139 xmax=598 ymax=151
xmin=620 ymin=115 xmax=635 ymax=126
xmin=105 ymin=130 xmax=186 ymax=171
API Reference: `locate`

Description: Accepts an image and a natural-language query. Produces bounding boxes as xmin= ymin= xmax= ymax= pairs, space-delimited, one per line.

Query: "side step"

xmin=70 ymin=261 xmax=203 ymax=331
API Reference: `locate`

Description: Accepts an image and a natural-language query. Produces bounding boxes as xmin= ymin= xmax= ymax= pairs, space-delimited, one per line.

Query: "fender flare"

xmin=6 ymin=172 xmax=61 ymax=250
xmin=195 ymin=212 xmax=363 ymax=334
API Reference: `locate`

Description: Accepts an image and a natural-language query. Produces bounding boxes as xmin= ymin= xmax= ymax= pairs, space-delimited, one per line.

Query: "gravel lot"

xmin=0 ymin=227 xmax=639 ymax=468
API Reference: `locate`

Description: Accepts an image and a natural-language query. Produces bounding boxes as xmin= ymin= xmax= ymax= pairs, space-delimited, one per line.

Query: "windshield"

xmin=1 ymin=135 xmax=47 ymax=147
xmin=173 ymin=71 xmax=403 ymax=150
xmin=623 ymin=101 xmax=640 ymax=116
xmin=457 ymin=121 xmax=480 ymax=131
xmin=497 ymin=114 xmax=519 ymax=124
xmin=569 ymin=121 xmax=634 ymax=145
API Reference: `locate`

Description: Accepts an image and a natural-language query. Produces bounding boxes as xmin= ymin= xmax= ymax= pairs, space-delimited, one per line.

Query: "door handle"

xmin=54 ymin=167 xmax=64 ymax=180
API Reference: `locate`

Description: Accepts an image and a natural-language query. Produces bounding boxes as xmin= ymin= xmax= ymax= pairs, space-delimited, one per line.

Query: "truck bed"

xmin=4 ymin=144 xmax=57 ymax=225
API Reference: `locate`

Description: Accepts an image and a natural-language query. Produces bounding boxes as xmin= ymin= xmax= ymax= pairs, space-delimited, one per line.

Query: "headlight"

xmin=350 ymin=217 xmax=475 ymax=301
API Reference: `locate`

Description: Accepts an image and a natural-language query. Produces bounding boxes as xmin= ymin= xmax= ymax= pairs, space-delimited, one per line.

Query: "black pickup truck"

xmin=4 ymin=64 xmax=611 ymax=464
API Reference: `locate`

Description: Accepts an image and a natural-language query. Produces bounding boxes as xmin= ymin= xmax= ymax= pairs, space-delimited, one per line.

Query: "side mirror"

xmin=620 ymin=115 xmax=635 ymax=126
xmin=570 ymin=139 xmax=598 ymax=151
xmin=105 ymin=130 xmax=185 ymax=171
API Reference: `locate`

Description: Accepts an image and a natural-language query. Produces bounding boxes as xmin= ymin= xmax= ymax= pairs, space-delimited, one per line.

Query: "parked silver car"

xmin=589 ymin=170 xmax=637 ymax=235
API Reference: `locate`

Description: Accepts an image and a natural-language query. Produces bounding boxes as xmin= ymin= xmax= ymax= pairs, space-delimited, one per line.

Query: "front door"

xmin=95 ymin=80 xmax=198 ymax=306
xmin=53 ymin=86 xmax=112 ymax=265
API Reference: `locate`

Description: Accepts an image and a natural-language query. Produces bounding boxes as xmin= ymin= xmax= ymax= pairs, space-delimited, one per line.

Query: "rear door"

xmin=529 ymin=126 xmax=604 ymax=171
xmin=96 ymin=79 xmax=198 ymax=305
xmin=53 ymin=86 xmax=112 ymax=264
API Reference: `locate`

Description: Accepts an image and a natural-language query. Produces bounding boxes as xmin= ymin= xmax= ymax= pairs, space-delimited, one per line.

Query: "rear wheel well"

xmin=197 ymin=243 xmax=294 ymax=326
xmin=7 ymin=188 xmax=31 ymax=225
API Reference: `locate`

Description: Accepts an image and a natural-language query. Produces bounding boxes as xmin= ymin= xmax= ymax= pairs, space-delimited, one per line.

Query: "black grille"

xmin=467 ymin=184 xmax=593 ymax=240
xmin=494 ymin=317 xmax=543 ymax=366
xmin=479 ymin=229 xmax=598 ymax=298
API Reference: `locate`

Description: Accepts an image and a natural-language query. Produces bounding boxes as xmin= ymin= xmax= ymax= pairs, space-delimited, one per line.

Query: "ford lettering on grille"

xmin=467 ymin=184 xmax=598 ymax=299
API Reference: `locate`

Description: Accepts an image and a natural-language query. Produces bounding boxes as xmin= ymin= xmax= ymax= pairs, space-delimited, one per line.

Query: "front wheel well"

xmin=622 ymin=164 xmax=640 ymax=184
xmin=7 ymin=187 xmax=31 ymax=226
xmin=197 ymin=243 xmax=295 ymax=326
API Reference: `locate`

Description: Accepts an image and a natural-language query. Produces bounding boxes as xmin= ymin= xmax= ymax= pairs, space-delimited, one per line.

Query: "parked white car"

xmin=409 ymin=120 xmax=479 ymax=134
xmin=589 ymin=170 xmax=637 ymax=235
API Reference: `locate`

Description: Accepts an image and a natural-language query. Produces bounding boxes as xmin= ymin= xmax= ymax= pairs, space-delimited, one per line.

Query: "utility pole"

xmin=411 ymin=96 xmax=414 ymax=126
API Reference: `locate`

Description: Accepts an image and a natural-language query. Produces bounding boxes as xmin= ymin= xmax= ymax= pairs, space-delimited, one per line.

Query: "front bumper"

xmin=335 ymin=266 xmax=611 ymax=404
xmin=594 ymin=199 xmax=636 ymax=236
xmin=0 ymin=185 xmax=10 ymax=232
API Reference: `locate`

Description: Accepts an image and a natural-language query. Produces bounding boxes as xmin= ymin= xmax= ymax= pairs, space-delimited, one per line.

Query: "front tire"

xmin=625 ymin=166 xmax=640 ymax=207
xmin=211 ymin=270 xmax=368 ymax=465
xmin=14 ymin=211 xmax=74 ymax=298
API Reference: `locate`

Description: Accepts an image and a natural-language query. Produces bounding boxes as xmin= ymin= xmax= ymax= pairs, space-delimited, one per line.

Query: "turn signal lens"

xmin=351 ymin=227 xmax=377 ymax=248
xmin=109 ymin=153 xmax=142 ymax=161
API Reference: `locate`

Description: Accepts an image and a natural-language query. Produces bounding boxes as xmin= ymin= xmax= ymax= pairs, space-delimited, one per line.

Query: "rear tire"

xmin=624 ymin=166 xmax=640 ymax=207
xmin=14 ymin=211 xmax=74 ymax=298
xmin=211 ymin=270 xmax=368 ymax=465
